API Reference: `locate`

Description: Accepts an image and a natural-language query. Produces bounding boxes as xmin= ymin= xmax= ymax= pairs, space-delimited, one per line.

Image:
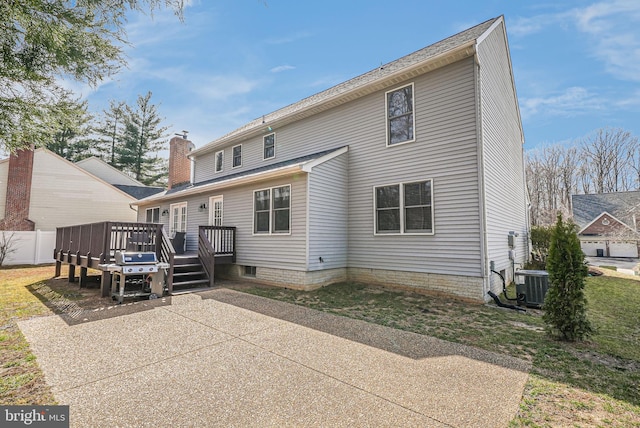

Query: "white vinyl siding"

xmin=348 ymin=58 xmax=482 ymax=276
xmin=229 ymin=177 xmax=306 ymax=269
xmin=307 ymin=151 xmax=348 ymax=270
xmin=477 ymin=21 xmax=529 ymax=290
xmin=191 ymin=57 xmax=483 ymax=277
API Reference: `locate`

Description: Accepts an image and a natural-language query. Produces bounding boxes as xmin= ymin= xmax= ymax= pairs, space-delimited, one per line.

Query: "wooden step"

xmin=173 ymin=271 xmax=205 ymax=277
xmin=172 ymin=278 xmax=210 ymax=288
xmin=173 ymin=263 xmax=202 ymax=269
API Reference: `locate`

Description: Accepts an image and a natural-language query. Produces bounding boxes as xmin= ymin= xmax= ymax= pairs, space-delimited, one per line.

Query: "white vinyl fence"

xmin=1 ymin=230 xmax=56 ymax=266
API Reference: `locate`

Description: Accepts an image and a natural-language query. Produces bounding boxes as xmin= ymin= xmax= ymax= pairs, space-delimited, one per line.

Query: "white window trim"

xmin=263 ymin=132 xmax=276 ymax=160
xmin=209 ymin=195 xmax=223 ymax=226
xmin=145 ymin=206 xmax=161 ymax=223
xmin=372 ymin=178 xmax=434 ymax=236
xmin=232 ymin=144 xmax=242 ymax=168
xmin=214 ymin=150 xmax=224 ymax=173
xmin=252 ymin=184 xmax=292 ymax=236
xmin=385 ymin=82 xmax=416 ymax=147
xmin=169 ymin=201 xmax=188 ymax=236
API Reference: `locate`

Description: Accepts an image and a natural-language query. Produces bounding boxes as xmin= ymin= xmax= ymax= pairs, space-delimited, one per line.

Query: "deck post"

xmin=55 ymin=261 xmax=61 ymax=277
xmin=79 ymin=267 xmax=88 ymax=288
xmin=68 ymin=264 xmax=76 ymax=283
xmin=101 ymin=271 xmax=111 ymax=297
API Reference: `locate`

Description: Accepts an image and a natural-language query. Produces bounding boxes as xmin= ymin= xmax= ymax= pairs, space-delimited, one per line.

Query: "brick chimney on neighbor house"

xmin=168 ymin=133 xmax=195 ymax=190
xmin=0 ymin=147 xmax=36 ymax=231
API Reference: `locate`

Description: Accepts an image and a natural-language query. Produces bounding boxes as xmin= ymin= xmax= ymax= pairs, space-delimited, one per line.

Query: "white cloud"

xmin=520 ymin=87 xmax=603 ymax=119
xmin=508 ymin=15 xmax=554 ymax=37
xmin=511 ymin=1 xmax=640 ymax=82
xmin=195 ymin=75 xmax=261 ymax=100
xmin=270 ymin=65 xmax=295 ymax=73
xmin=571 ymin=1 xmax=640 ymax=82
xmin=615 ymin=89 xmax=640 ymax=107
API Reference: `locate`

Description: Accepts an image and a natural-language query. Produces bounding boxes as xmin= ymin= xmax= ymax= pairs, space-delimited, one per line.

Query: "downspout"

xmin=474 ymin=50 xmax=491 ymax=299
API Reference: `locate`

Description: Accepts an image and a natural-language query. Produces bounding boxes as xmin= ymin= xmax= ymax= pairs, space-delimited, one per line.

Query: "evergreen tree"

xmin=117 ymin=92 xmax=169 ymax=185
xmin=93 ymin=100 xmax=126 ymax=165
xmin=0 ymin=1 xmax=184 ymax=153
xmin=543 ymin=213 xmax=593 ymax=341
xmin=45 ymin=92 xmax=93 ymax=162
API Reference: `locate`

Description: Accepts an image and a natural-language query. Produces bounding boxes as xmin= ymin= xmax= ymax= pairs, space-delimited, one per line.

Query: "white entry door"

xmin=209 ymin=196 xmax=223 ymax=226
xmin=208 ymin=196 xmax=223 ymax=251
xmin=170 ymin=202 xmax=187 ymax=236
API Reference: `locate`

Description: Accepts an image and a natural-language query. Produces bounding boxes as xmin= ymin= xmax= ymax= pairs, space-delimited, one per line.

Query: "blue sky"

xmin=69 ymin=0 xmax=640 ymax=152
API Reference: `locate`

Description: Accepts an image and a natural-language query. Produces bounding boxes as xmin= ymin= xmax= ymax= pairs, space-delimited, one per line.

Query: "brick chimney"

xmin=168 ymin=135 xmax=195 ymax=190
xmin=0 ymin=147 xmax=36 ymax=231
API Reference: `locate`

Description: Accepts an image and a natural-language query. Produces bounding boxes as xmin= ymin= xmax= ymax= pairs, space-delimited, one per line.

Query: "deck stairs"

xmin=171 ymin=254 xmax=210 ymax=292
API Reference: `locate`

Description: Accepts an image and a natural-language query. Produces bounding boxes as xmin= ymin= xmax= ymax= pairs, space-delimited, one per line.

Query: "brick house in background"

xmin=572 ymin=191 xmax=640 ymax=258
xmin=0 ymin=148 xmax=133 ymax=231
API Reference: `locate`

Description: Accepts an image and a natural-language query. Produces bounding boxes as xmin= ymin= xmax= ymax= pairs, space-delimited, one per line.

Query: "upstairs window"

xmin=232 ymin=144 xmax=242 ymax=168
xmin=254 ymin=185 xmax=291 ymax=234
xmin=386 ymin=83 xmax=415 ymax=146
xmin=215 ymin=150 xmax=224 ymax=173
xmin=263 ymin=133 xmax=276 ymax=160
xmin=374 ymin=179 xmax=433 ymax=234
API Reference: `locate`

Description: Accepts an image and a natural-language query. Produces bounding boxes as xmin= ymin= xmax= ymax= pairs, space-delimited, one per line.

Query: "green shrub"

xmin=530 ymin=225 xmax=553 ymax=269
xmin=543 ymin=214 xmax=593 ymax=341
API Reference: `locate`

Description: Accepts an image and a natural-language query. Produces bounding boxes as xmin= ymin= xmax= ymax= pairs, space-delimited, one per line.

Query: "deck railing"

xmin=199 ymin=225 xmax=236 ymax=263
xmin=198 ymin=228 xmax=216 ymax=288
xmin=55 ymin=221 xmax=164 ymax=267
xmin=159 ymin=227 xmax=176 ymax=293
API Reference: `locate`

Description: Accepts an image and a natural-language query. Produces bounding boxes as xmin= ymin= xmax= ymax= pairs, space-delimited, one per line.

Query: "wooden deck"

xmin=54 ymin=222 xmax=236 ymax=297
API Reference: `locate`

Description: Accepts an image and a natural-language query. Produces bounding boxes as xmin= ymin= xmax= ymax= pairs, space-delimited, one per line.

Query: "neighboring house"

xmin=571 ymin=191 xmax=640 ymax=258
xmin=134 ymin=16 xmax=529 ymax=302
xmin=0 ymin=148 xmax=140 ymax=231
xmin=76 ymin=156 xmax=164 ymax=200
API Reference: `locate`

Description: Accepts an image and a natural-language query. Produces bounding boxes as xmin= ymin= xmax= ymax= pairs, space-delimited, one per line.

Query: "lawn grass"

xmin=0 ymin=265 xmax=58 ymax=405
xmin=233 ymin=274 xmax=640 ymax=427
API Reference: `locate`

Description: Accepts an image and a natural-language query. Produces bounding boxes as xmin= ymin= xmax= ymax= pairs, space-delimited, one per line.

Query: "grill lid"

xmin=115 ymin=251 xmax=158 ymax=265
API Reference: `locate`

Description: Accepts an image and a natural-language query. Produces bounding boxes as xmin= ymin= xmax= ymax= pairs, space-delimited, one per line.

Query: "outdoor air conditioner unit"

xmin=514 ymin=270 xmax=550 ymax=308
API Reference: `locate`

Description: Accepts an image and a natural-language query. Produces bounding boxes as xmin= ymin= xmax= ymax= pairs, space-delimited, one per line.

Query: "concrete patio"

xmin=18 ymin=288 xmax=531 ymax=427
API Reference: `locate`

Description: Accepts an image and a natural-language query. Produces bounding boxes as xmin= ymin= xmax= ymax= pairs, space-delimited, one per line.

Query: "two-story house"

xmin=134 ymin=16 xmax=529 ymax=301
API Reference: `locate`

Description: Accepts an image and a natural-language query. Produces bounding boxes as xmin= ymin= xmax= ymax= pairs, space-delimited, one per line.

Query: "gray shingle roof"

xmin=138 ymin=146 xmax=346 ymax=203
xmin=113 ymin=184 xmax=164 ymax=200
xmin=193 ymin=16 xmax=500 ymax=155
xmin=572 ymin=191 xmax=640 ymax=228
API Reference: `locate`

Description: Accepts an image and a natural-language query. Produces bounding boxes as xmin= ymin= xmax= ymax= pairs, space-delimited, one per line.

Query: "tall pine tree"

xmin=93 ymin=100 xmax=126 ymax=165
xmin=45 ymin=92 xmax=93 ymax=162
xmin=117 ymin=92 xmax=169 ymax=185
xmin=543 ymin=213 xmax=593 ymax=341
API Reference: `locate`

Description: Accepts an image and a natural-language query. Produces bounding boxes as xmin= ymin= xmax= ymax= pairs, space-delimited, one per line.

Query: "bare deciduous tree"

xmin=526 ymin=128 xmax=639 ymax=226
xmin=0 ymin=231 xmax=17 ymax=266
